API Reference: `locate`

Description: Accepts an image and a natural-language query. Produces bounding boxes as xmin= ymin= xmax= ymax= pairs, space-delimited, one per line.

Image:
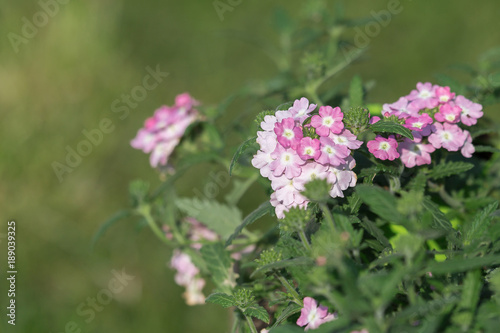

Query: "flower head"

xmin=270 ymin=145 xmax=305 ymax=179
xmin=367 ymin=135 xmax=400 ymax=161
xmin=403 ymin=113 xmax=434 ymax=136
xmin=428 ymin=123 xmax=466 ymax=151
xmin=317 ymin=137 xmax=350 ymax=166
xmin=288 ymin=97 xmax=317 ymax=123
xmin=297 ymin=297 xmax=337 ymax=331
xmin=434 ymin=103 xmax=462 ymax=123
xmin=311 ymin=106 xmax=344 ymax=136
xmin=406 ymin=82 xmax=439 ymax=109
xmin=398 ymin=135 xmax=435 ymax=168
xmin=298 ymin=137 xmax=321 ymax=160
xmin=274 ymin=117 xmax=303 ymax=149
xmin=455 ymin=95 xmax=483 ymax=126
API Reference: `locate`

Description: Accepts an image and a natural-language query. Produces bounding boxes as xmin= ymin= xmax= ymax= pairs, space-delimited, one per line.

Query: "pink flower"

xmin=370 ymin=116 xmax=381 ymax=124
xmin=294 ymin=162 xmax=329 ymax=191
xmin=461 ymin=130 xmax=475 ymax=158
xmin=398 ymin=135 xmax=435 ymax=168
xmin=175 ymin=92 xmax=199 ymax=110
xmin=252 ymin=132 xmax=278 ymax=177
xmin=131 ymin=129 xmax=158 ymax=153
xmin=404 ymin=113 xmax=434 ymax=136
xmin=382 ymin=97 xmax=420 ymax=118
xmin=183 ymin=277 xmax=206 ymax=306
xmin=270 ymin=145 xmax=305 ymax=178
xmin=185 ymin=217 xmax=219 ymax=250
xmin=149 ymin=140 xmax=179 ymax=167
xmin=317 ymin=137 xmax=350 ymax=166
xmin=428 ymin=123 xmax=467 ymax=151
xmin=351 ymin=330 xmax=369 ymax=333
xmin=434 ymin=103 xmax=462 ymax=123
xmin=329 ymin=129 xmax=363 ymax=150
xmin=274 ymin=117 xmax=303 ymax=149
xmin=297 ymin=297 xmax=337 ymax=331
xmin=435 ymin=86 xmax=455 ymax=103
xmin=271 ymin=175 xmax=307 ymax=206
xmin=170 ymin=250 xmax=200 ymax=286
xmin=455 ymin=95 xmax=483 ymax=126
xmin=327 ymin=156 xmax=357 ymax=198
xmin=288 ymin=97 xmax=317 ymax=123
xmin=367 ymin=135 xmax=400 ymax=161
xmin=298 ymin=137 xmax=321 ymax=160
xmin=311 ymin=106 xmax=344 ymax=136
xmin=406 ymin=82 xmax=439 ymax=109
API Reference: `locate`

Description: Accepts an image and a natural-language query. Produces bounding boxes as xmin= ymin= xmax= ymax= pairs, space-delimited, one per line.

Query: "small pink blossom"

xmin=455 ymin=95 xmax=483 ymax=126
xmin=398 ymin=135 xmax=435 ymax=168
xmin=298 ymin=137 xmax=321 ymax=160
xmin=252 ymin=131 xmax=278 ymax=177
xmin=327 ymin=156 xmax=357 ymax=198
xmin=274 ymin=117 xmax=303 ymax=149
xmin=311 ymin=106 xmax=344 ymax=136
xmin=297 ymin=297 xmax=337 ymax=331
xmin=131 ymin=129 xmax=158 ymax=153
xmin=271 ymin=175 xmax=307 ymax=206
xmin=288 ymin=97 xmax=317 ymax=123
xmin=382 ymin=97 xmax=421 ymax=118
xmin=317 ymin=137 xmax=350 ymax=166
xmin=329 ymin=129 xmax=363 ymax=150
xmin=370 ymin=116 xmax=381 ymax=124
xmin=183 ymin=277 xmax=206 ymax=305
xmin=367 ymin=135 xmax=400 ymax=161
xmin=406 ymin=82 xmax=439 ymax=109
xmin=404 ymin=113 xmax=434 ymax=136
xmin=461 ymin=130 xmax=475 ymax=158
xmin=294 ymin=162 xmax=329 ymax=191
xmin=149 ymin=140 xmax=179 ymax=167
xmin=435 ymin=86 xmax=455 ymax=103
xmin=428 ymin=123 xmax=467 ymax=151
xmin=175 ymin=92 xmax=199 ymax=110
xmin=270 ymin=145 xmax=305 ymax=179
xmin=170 ymin=250 xmax=200 ymax=286
xmin=434 ymin=103 xmax=462 ymax=123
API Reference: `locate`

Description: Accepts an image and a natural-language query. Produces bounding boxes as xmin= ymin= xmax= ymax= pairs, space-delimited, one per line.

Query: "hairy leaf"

xmin=205 ymin=292 xmax=236 ymax=308
xmin=243 ymin=305 xmax=269 ymax=323
xmin=369 ymin=121 xmax=414 ymax=140
xmin=200 ymin=243 xmax=232 ymax=290
xmin=428 ymin=161 xmax=474 ymax=180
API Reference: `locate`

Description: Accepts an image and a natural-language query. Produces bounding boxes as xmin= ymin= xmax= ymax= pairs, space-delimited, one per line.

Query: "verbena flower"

xmin=329 ymin=129 xmax=363 ymax=150
xmin=398 ymin=135 xmax=435 ymax=168
xmin=317 ymin=137 xmax=350 ymax=166
xmin=274 ymin=117 xmax=303 ymax=149
xmin=311 ymin=106 xmax=344 ymax=136
xmin=382 ymin=97 xmax=420 ymax=118
xmin=131 ymin=93 xmax=199 ymax=168
xmin=455 ymin=95 xmax=483 ymax=126
xmin=406 ymin=82 xmax=439 ymax=109
xmin=428 ymin=122 xmax=466 ymax=151
xmin=461 ymin=130 xmax=475 ymax=158
xmin=270 ymin=145 xmax=306 ymax=178
xmin=434 ymin=102 xmax=462 ymax=123
xmin=296 ymin=297 xmax=337 ymax=331
xmin=298 ymin=137 xmax=321 ymax=161
xmin=288 ymin=97 xmax=317 ymax=123
xmin=367 ymin=135 xmax=400 ymax=161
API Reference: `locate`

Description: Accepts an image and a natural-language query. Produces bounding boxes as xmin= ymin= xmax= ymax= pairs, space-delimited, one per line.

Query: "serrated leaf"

xmin=428 ymin=161 xmax=474 ymax=179
xmin=251 ymin=257 xmax=313 ymax=278
xmin=270 ymin=303 xmax=302 ymax=329
xmin=421 ymin=198 xmax=460 ymax=245
xmin=225 ymin=201 xmax=273 ymax=247
xmin=229 ymin=136 xmax=257 ymax=176
xmin=474 ymin=145 xmax=500 ymax=153
xmin=369 ymin=121 xmax=414 ymax=140
xmin=91 ymin=210 xmax=131 ymax=250
xmin=205 ymin=292 xmax=236 ymax=308
xmin=356 ymin=185 xmax=405 ymax=224
xmin=243 ymin=305 xmax=269 ymax=323
xmin=175 ymin=198 xmax=241 ymax=240
xmin=200 ymin=243 xmax=232 ymax=290
xmin=349 ymin=75 xmax=363 ymax=107
xmin=427 ymin=254 xmax=500 ymax=274
xmin=464 ymin=202 xmax=499 ymax=243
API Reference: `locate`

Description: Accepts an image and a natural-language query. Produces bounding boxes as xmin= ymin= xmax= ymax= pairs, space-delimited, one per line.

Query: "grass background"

xmin=1 ymin=0 xmax=499 ymax=332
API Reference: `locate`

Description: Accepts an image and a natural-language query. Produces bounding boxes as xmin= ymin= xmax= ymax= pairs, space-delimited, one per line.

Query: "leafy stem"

xmin=276 ymin=273 xmax=303 ymax=306
xmin=137 ymin=204 xmax=170 ymax=245
xmin=244 ymin=314 xmax=259 ymax=333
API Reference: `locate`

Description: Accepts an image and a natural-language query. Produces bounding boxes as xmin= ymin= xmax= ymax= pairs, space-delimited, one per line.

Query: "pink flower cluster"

xmin=296 ymin=297 xmax=337 ymax=331
xmin=170 ymin=250 xmax=206 ymax=305
xmin=131 ymin=93 xmax=199 ymax=168
xmin=368 ymin=83 xmax=483 ymax=167
xmin=252 ymin=98 xmax=361 ymax=218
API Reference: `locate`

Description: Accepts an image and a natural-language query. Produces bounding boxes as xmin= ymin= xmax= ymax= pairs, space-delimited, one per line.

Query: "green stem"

xmin=298 ymin=229 xmax=312 ymax=252
xmin=319 ymin=203 xmax=336 ymax=232
xmin=245 ymin=315 xmax=258 ymax=333
xmin=138 ymin=205 xmax=170 ymax=245
xmin=276 ymin=274 xmax=303 ymax=306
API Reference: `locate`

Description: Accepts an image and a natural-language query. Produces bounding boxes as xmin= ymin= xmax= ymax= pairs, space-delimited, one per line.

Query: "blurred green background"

xmin=1 ymin=0 xmax=499 ymax=332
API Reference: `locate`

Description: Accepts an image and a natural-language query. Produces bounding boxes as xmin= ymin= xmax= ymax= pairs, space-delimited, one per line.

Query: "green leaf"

xmin=269 ymin=325 xmax=304 ymax=333
xmin=270 ymin=303 xmax=302 ymax=329
xmin=225 ymin=201 xmax=273 ymax=247
xmin=369 ymin=121 xmax=414 ymax=140
xmin=421 ymin=198 xmax=460 ymax=245
xmin=463 ymin=202 xmax=499 ymax=243
xmin=356 ymin=185 xmax=405 ymax=224
xmin=175 ymin=198 xmax=242 ymax=240
xmin=428 ymin=161 xmax=474 ymax=179
xmin=229 ymin=136 xmax=257 ymax=176
xmin=205 ymin=292 xmax=236 ymax=308
xmin=251 ymin=257 xmax=313 ymax=278
xmin=358 ymin=217 xmax=391 ymax=248
xmin=474 ymin=145 xmax=500 ymax=153
xmin=349 ymin=75 xmax=363 ymax=107
xmin=91 ymin=210 xmax=131 ymax=250
xmin=427 ymin=254 xmax=500 ymax=274
xmin=243 ymin=305 xmax=269 ymax=323
xmin=200 ymin=243 xmax=233 ymax=290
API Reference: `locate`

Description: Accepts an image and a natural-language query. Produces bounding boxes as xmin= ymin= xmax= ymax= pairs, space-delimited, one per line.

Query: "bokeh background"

xmin=1 ymin=0 xmax=499 ymax=332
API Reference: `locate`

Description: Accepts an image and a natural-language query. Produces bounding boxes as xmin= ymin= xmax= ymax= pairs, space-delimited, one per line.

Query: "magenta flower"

xmin=403 ymin=113 xmax=433 ymax=136
xmin=311 ymin=106 xmax=344 ymax=136
xmin=382 ymin=97 xmax=421 ymax=118
xmin=131 ymin=128 xmax=158 ymax=153
xmin=406 ymin=82 xmax=439 ymax=109
xmin=428 ymin=123 xmax=467 ymax=151
xmin=297 ymin=297 xmax=336 ymax=331
xmin=288 ymin=97 xmax=317 ymax=123
xmin=274 ymin=117 xmax=303 ymax=149
xmin=370 ymin=116 xmax=381 ymax=124
xmin=367 ymin=135 xmax=400 ymax=161
xmin=317 ymin=137 xmax=350 ymax=166
xmin=297 ymin=137 xmax=321 ymax=160
xmin=270 ymin=145 xmax=305 ymax=179
xmin=398 ymin=135 xmax=435 ymax=168
xmin=329 ymin=129 xmax=363 ymax=150
xmin=434 ymin=103 xmax=462 ymax=123
xmin=175 ymin=92 xmax=199 ymax=110
xmin=461 ymin=130 xmax=475 ymax=158
xmin=435 ymin=86 xmax=455 ymax=103
xmin=455 ymin=95 xmax=483 ymax=126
